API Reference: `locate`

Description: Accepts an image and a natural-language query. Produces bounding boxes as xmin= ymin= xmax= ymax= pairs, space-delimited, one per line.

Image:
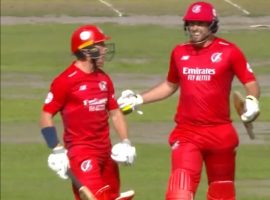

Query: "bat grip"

xmin=66 ymin=169 xmax=83 ymax=189
xmin=67 ymin=169 xmax=97 ymax=200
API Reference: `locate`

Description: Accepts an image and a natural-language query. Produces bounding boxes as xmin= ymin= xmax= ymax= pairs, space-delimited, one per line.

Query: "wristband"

xmin=52 ymin=146 xmax=65 ymax=152
xmin=122 ymin=138 xmax=131 ymax=145
xmin=41 ymin=127 xmax=59 ymax=149
xmin=246 ymin=95 xmax=258 ymax=104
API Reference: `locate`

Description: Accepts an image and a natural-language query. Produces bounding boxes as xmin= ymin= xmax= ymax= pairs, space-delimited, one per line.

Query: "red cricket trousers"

xmin=168 ymin=123 xmax=239 ymax=193
xmin=68 ymin=145 xmax=120 ymax=200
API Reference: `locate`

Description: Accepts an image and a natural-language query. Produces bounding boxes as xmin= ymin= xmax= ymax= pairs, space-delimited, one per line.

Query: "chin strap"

xmin=91 ymin=59 xmax=98 ymax=71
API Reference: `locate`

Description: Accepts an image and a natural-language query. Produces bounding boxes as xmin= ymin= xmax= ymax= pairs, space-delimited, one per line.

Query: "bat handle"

xmin=66 ymin=169 xmax=97 ymax=200
xmin=66 ymin=169 xmax=83 ymax=189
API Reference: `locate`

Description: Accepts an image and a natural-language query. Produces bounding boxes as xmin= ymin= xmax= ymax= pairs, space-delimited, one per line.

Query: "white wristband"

xmin=122 ymin=138 xmax=131 ymax=145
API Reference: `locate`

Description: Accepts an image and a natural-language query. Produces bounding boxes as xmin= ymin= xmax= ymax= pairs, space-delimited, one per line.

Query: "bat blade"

xmin=233 ymin=91 xmax=255 ymax=140
xmin=79 ymin=186 xmax=97 ymax=200
xmin=66 ymin=169 xmax=97 ymax=200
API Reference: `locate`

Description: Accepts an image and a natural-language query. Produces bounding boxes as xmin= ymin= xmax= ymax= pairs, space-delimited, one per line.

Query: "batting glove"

xmin=111 ymin=139 xmax=136 ymax=165
xmin=48 ymin=146 xmax=69 ymax=179
xmin=241 ymin=95 xmax=260 ymax=123
xmin=117 ymin=90 xmax=143 ymax=115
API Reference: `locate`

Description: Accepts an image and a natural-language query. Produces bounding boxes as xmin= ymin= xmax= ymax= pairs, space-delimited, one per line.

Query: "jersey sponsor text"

xmin=83 ymin=98 xmax=108 ymax=111
xmin=183 ymin=67 xmax=215 ymax=81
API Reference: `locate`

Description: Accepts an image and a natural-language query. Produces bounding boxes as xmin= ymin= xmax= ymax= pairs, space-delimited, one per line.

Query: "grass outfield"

xmin=2 ymin=143 xmax=270 ymax=199
xmin=1 ymin=1 xmax=270 ymax=199
xmin=2 ymin=0 xmax=270 ymax=16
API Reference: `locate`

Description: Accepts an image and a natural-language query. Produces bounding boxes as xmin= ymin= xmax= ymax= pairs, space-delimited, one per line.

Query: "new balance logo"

xmin=79 ymin=85 xmax=87 ymax=91
xmin=181 ymin=55 xmax=190 ymax=60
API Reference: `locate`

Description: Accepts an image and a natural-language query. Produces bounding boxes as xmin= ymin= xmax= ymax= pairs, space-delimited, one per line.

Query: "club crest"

xmin=192 ymin=5 xmax=202 ymax=13
xmin=211 ymin=52 xmax=222 ymax=63
xmin=81 ymin=160 xmax=92 ymax=172
xmin=99 ymin=81 xmax=108 ymax=91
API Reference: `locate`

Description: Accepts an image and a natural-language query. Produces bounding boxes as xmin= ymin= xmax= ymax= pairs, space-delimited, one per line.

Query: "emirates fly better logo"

xmin=183 ymin=67 xmax=215 ymax=81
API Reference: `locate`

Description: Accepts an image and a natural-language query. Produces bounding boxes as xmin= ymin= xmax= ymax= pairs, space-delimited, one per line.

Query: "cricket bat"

xmin=233 ymin=91 xmax=255 ymax=140
xmin=66 ymin=169 xmax=97 ymax=200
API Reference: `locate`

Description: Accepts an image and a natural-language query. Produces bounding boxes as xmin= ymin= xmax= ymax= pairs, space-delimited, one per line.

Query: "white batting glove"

xmin=111 ymin=139 xmax=136 ymax=165
xmin=48 ymin=146 xmax=69 ymax=179
xmin=241 ymin=95 xmax=260 ymax=123
xmin=117 ymin=90 xmax=143 ymax=115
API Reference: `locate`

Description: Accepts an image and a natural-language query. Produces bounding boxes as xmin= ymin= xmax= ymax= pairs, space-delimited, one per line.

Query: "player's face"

xmin=187 ymin=21 xmax=211 ymax=43
xmin=95 ymin=43 xmax=106 ymax=68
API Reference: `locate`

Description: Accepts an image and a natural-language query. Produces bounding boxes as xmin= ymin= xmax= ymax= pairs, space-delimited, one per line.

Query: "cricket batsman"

xmin=117 ymin=1 xmax=260 ymax=200
xmin=40 ymin=24 xmax=135 ymax=200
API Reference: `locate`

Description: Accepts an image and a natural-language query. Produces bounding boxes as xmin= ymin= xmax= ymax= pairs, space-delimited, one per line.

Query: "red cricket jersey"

xmin=43 ymin=63 xmax=118 ymax=151
xmin=167 ymin=37 xmax=256 ymax=126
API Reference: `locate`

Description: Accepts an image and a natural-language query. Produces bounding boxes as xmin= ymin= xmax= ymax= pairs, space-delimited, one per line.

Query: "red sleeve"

xmin=106 ymin=76 xmax=118 ymax=111
xmin=167 ymin=49 xmax=179 ymax=83
xmin=42 ymin=76 xmax=68 ymax=115
xmin=230 ymin=45 xmax=256 ymax=84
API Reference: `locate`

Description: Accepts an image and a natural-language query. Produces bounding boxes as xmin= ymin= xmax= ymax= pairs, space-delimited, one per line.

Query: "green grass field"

xmin=1 ymin=0 xmax=270 ymax=199
xmin=2 ymin=0 xmax=270 ymax=16
xmin=2 ymin=143 xmax=270 ymax=199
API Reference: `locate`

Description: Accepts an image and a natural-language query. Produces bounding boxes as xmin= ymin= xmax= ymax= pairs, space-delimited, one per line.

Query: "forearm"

xmin=40 ymin=111 xmax=61 ymax=148
xmin=141 ymin=80 xmax=178 ymax=104
xmin=110 ymin=109 xmax=129 ymax=140
xmin=244 ymin=81 xmax=260 ymax=99
xmin=40 ymin=111 xmax=54 ymax=128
